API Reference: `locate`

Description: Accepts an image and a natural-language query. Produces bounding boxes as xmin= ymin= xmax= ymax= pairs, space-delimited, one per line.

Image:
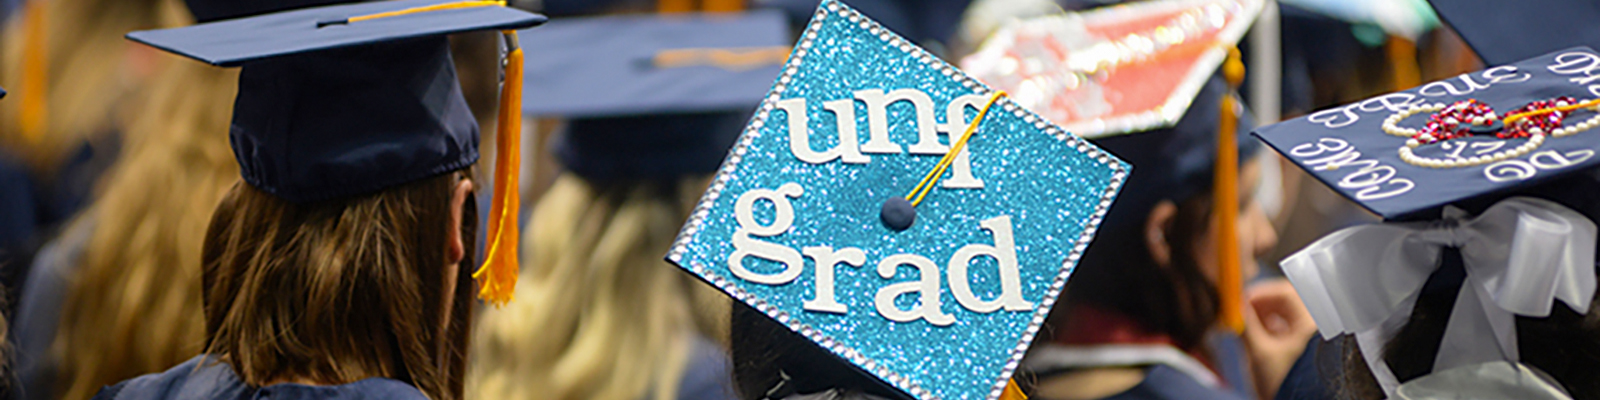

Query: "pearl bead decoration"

xmin=1390 ymin=99 xmax=1600 ymax=168
xmin=1382 ymin=103 xmax=1443 ymax=138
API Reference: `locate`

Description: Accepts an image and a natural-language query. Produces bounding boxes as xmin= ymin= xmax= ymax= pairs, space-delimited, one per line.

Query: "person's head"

xmin=1335 ymin=172 xmax=1600 ymax=399
xmin=1337 ymin=280 xmax=1600 ymax=399
xmin=1041 ymin=76 xmax=1278 ymax=352
xmin=468 ymin=10 xmax=788 ymax=398
xmin=50 ymin=52 xmax=239 ymax=400
xmin=201 ymin=169 xmax=477 ymax=400
xmin=468 ymin=112 xmax=745 ymax=400
xmin=132 ymin=2 xmax=544 ymax=399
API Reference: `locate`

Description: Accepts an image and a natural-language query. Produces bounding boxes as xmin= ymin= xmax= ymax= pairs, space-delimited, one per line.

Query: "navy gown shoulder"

xmin=676 ymin=334 xmax=738 ymax=400
xmin=93 ymin=356 xmax=429 ymax=400
xmin=1102 ymin=365 xmax=1251 ymax=400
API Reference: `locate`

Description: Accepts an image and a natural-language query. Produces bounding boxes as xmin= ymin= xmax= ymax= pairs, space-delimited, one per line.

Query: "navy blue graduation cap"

xmin=125 ymin=0 xmax=547 ymax=304
xmin=519 ymin=11 xmax=789 ymax=182
xmin=1254 ymin=47 xmax=1600 ymax=220
xmin=666 ymin=1 xmax=1128 ymax=399
xmin=1426 ymin=0 xmax=1600 ymax=67
xmin=520 ymin=10 xmax=788 ymax=117
xmin=1094 ymin=75 xmax=1261 ymax=235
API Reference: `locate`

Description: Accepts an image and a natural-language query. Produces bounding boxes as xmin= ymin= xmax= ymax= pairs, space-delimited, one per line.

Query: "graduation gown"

xmin=92 ymin=356 xmax=428 ymax=400
xmin=1099 ymin=365 xmax=1250 ymax=400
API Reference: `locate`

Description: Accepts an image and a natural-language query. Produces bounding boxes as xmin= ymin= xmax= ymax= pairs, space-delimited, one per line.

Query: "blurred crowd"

xmin=0 ymin=0 xmax=1519 ymax=400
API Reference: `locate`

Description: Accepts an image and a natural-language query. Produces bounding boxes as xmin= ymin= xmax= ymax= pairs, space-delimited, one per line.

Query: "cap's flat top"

xmin=666 ymin=1 xmax=1128 ymax=400
xmin=1254 ymin=47 xmax=1600 ymax=220
xmin=127 ymin=0 xmax=545 ymax=66
xmin=960 ymin=0 xmax=1262 ymax=139
xmin=1429 ymin=0 xmax=1600 ymax=67
xmin=519 ymin=11 xmax=789 ymax=117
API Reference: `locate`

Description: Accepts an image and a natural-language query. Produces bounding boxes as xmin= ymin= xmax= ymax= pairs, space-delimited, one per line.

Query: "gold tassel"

xmin=1215 ymin=46 xmax=1245 ymax=333
xmin=20 ymin=0 xmax=48 ymax=144
xmin=998 ymin=379 xmax=1027 ymax=400
xmin=703 ymin=0 xmax=744 ymax=12
xmin=658 ymin=0 xmax=693 ymax=13
xmin=1388 ymin=35 xmax=1421 ymax=91
xmin=473 ymin=32 xmax=523 ymax=306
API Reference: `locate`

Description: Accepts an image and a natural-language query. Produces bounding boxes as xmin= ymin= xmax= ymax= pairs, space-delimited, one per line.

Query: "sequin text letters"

xmin=779 ymin=89 xmax=989 ymax=189
xmin=727 ymin=183 xmax=1033 ymax=327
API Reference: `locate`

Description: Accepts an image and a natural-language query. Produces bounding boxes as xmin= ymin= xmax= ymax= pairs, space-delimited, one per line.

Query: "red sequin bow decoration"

xmin=1412 ymin=97 xmax=1582 ymax=145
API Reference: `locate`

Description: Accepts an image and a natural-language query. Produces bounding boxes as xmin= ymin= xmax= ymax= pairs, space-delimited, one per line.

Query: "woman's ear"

xmin=447 ymin=178 xmax=474 ymax=265
xmin=1145 ymin=200 xmax=1178 ymax=268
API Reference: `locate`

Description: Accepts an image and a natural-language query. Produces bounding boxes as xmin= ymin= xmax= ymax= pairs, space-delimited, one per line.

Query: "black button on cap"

xmin=881 ymin=197 xmax=915 ymax=231
xmin=1467 ymin=119 xmax=1504 ymax=135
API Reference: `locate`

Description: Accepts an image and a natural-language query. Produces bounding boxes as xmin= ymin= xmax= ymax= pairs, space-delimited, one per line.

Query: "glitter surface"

xmin=667 ymin=1 xmax=1128 ymax=399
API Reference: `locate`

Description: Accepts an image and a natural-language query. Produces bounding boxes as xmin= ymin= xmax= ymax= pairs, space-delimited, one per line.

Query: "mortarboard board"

xmin=666 ymin=1 xmax=1129 ymax=399
xmin=1254 ymin=47 xmax=1600 ymax=221
xmin=959 ymin=0 xmax=1263 ymax=139
xmin=1426 ymin=0 xmax=1600 ymax=67
xmin=760 ymin=0 xmax=975 ymax=48
xmin=126 ymin=0 xmax=547 ymax=305
xmin=519 ymin=11 xmax=790 ymax=182
xmin=960 ymin=0 xmax=1262 ymax=331
xmin=520 ymin=11 xmax=788 ymax=118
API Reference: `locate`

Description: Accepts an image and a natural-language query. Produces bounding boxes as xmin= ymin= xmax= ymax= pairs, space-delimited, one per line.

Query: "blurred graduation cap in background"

xmin=1427 ymin=0 xmax=1600 ymax=67
xmin=125 ymin=0 xmax=547 ymax=305
xmin=961 ymin=0 xmax=1263 ymax=332
xmin=666 ymin=0 xmax=1128 ymax=399
xmin=519 ymin=10 xmax=790 ymax=182
xmin=521 ymin=10 xmax=787 ymax=118
xmin=756 ymin=0 xmax=974 ymax=52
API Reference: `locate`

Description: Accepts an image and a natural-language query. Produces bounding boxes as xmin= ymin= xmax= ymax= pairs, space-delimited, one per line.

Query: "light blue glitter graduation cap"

xmin=665 ymin=1 xmax=1129 ymax=399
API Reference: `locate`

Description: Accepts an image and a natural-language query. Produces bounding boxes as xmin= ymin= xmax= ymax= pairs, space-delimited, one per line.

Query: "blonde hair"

xmin=0 ymin=0 xmax=183 ymax=173
xmin=469 ymin=174 xmax=730 ymax=400
xmin=49 ymin=53 xmax=239 ymax=400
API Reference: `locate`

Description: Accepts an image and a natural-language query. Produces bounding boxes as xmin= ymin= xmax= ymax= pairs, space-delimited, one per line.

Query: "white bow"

xmin=1281 ymin=197 xmax=1597 ymax=398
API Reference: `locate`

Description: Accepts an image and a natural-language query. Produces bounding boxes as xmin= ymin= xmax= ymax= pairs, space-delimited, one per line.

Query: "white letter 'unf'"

xmin=779 ymin=90 xmax=987 ymax=188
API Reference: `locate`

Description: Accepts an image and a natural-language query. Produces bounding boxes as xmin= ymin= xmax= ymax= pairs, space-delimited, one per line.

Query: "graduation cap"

xmin=520 ymin=10 xmax=788 ymax=118
xmin=665 ymin=1 xmax=1129 ymax=399
xmin=961 ymin=0 xmax=1263 ymax=332
xmin=124 ymin=0 xmax=547 ymax=305
xmin=1426 ymin=0 xmax=1600 ymax=67
xmin=1254 ymin=47 xmax=1600 ymax=221
xmin=517 ymin=10 xmax=789 ymax=182
xmin=959 ymin=0 xmax=1263 ymax=139
xmin=1262 ymin=48 xmax=1600 ymax=397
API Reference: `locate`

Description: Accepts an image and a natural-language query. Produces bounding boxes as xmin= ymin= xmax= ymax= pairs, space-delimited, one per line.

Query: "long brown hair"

xmin=49 ymin=54 xmax=239 ymax=400
xmin=201 ymin=170 xmax=477 ymax=400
